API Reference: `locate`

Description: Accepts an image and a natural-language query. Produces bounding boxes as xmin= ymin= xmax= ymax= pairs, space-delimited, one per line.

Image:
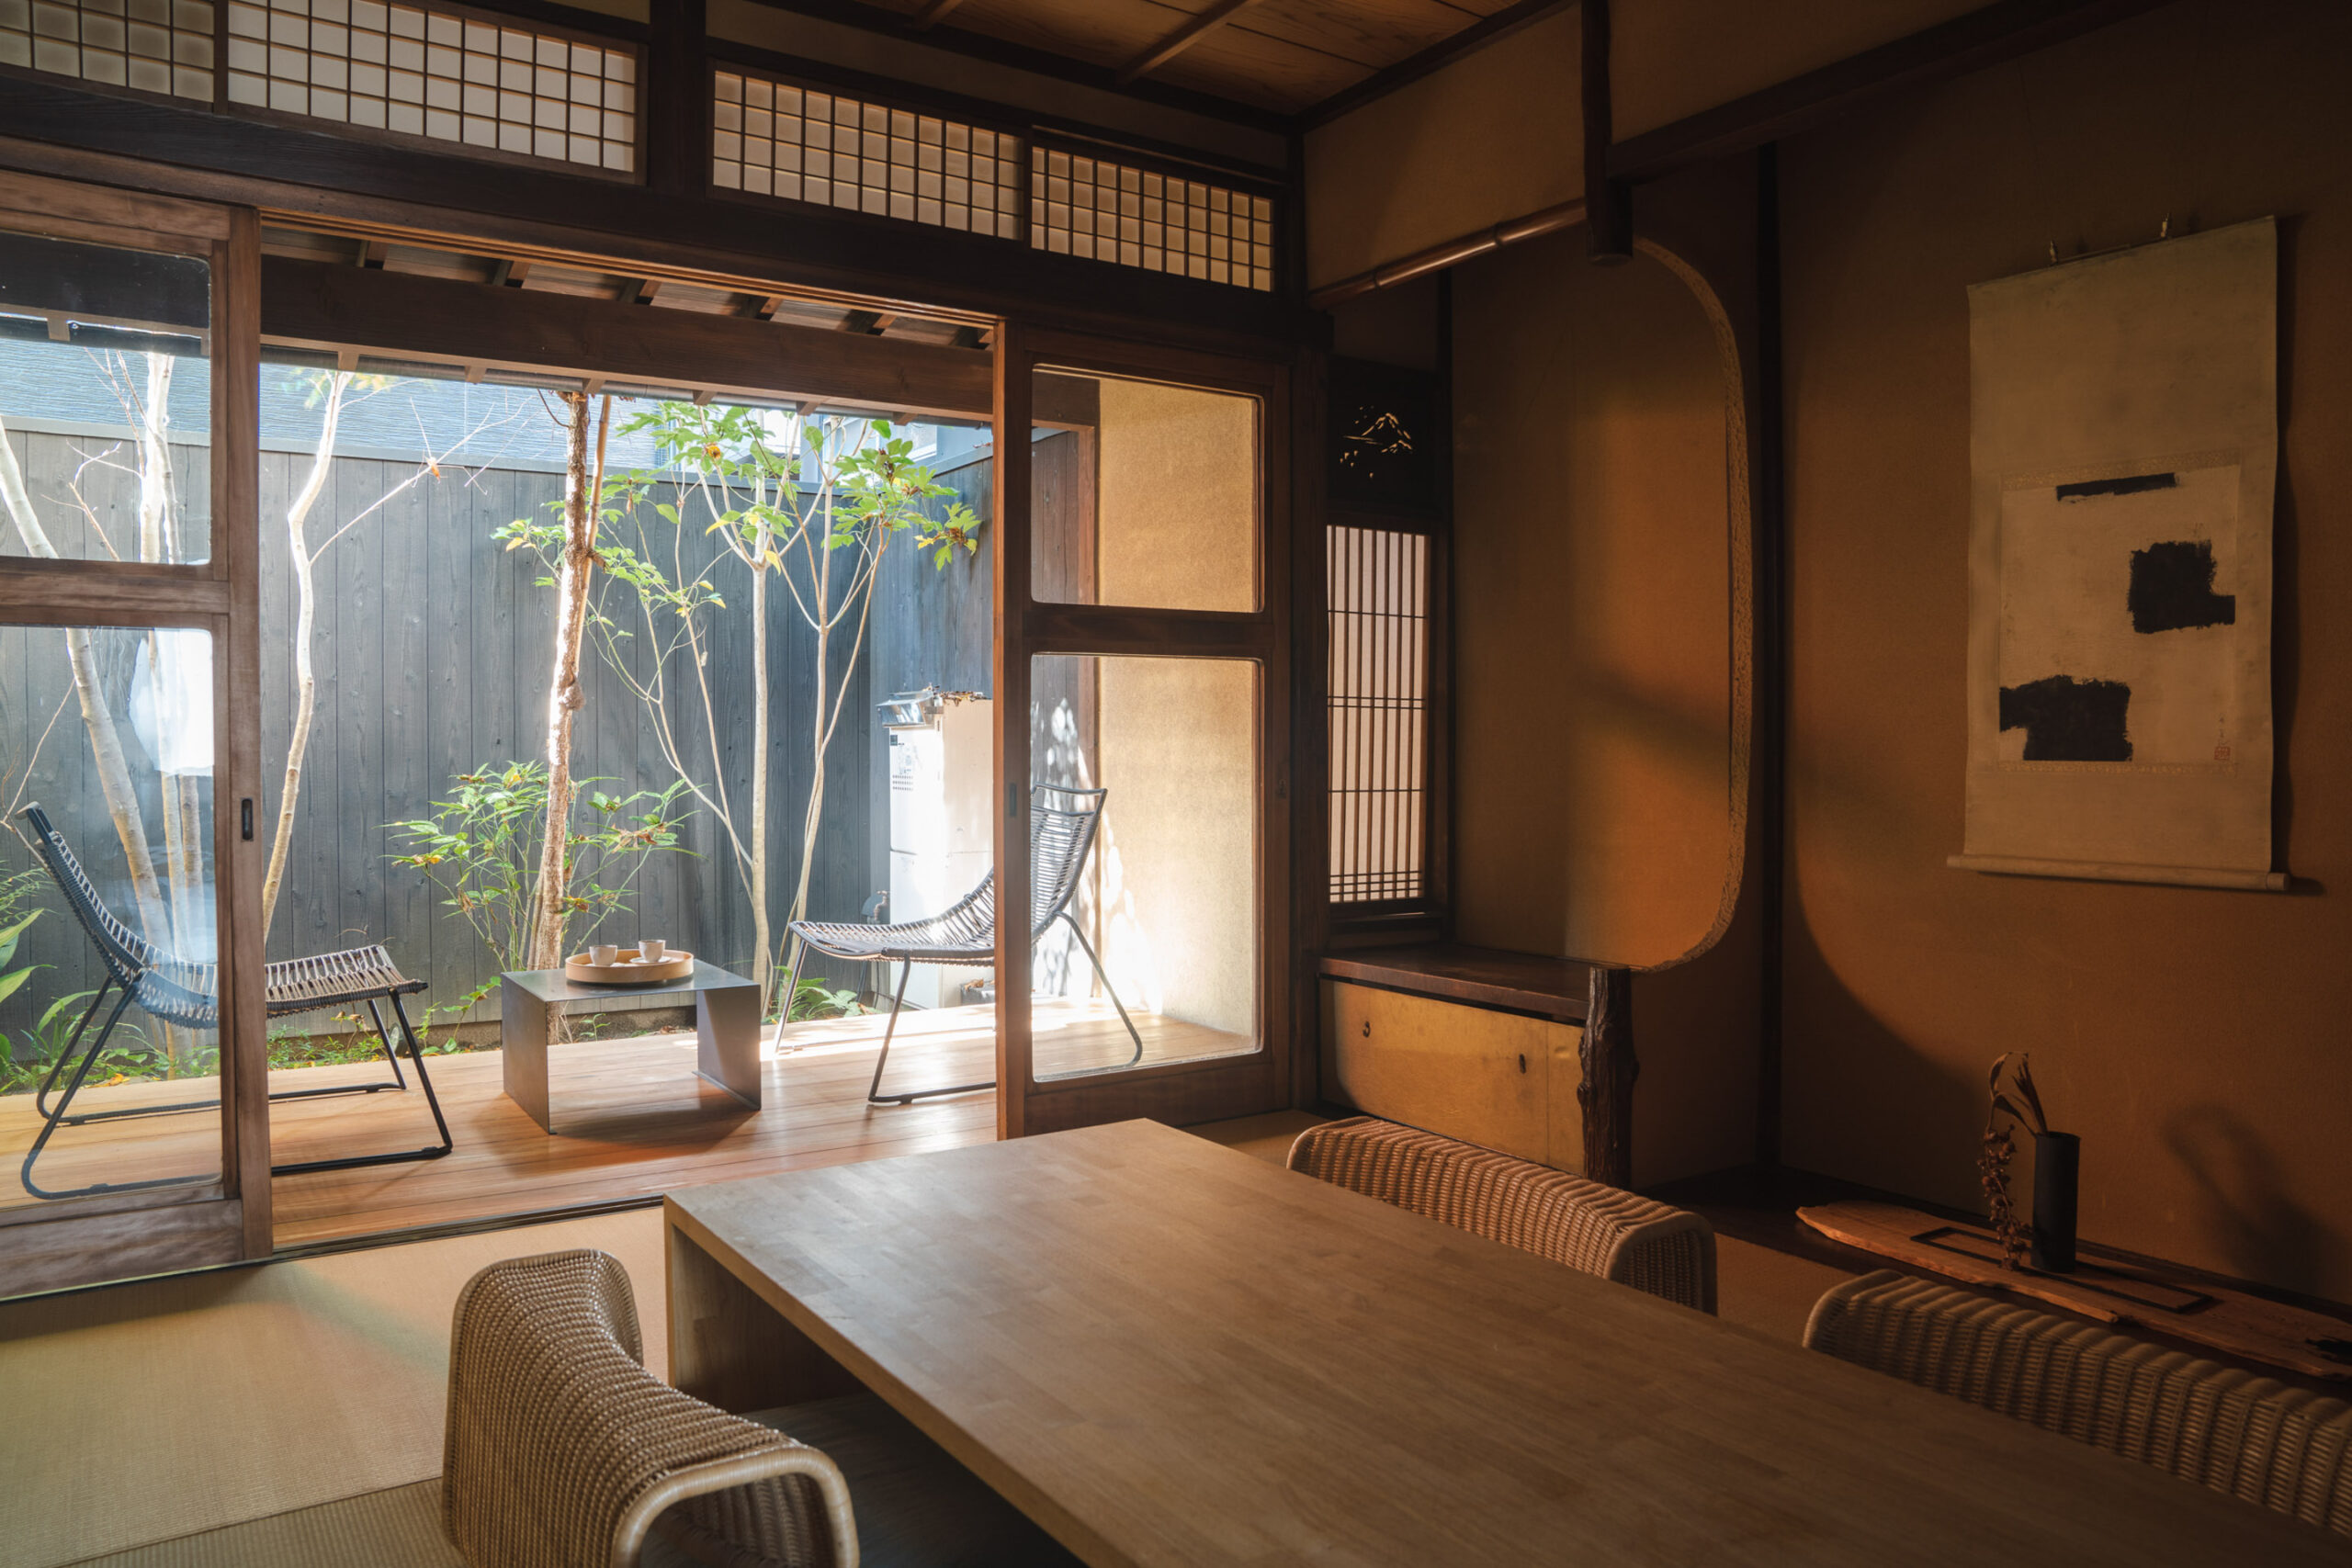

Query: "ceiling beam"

xmin=1606 ymin=0 xmax=2174 ymax=184
xmin=1117 ymin=0 xmax=1269 ymax=85
xmin=905 ymin=0 xmax=967 ymax=30
xmin=257 ymin=254 xmax=1099 ymax=426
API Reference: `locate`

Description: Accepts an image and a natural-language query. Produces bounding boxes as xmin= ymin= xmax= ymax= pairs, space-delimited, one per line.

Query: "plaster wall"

xmin=1452 ymin=226 xmax=1758 ymax=1185
xmin=1301 ymin=6 xmax=1582 ymax=289
xmin=1779 ymin=0 xmax=2352 ymax=1298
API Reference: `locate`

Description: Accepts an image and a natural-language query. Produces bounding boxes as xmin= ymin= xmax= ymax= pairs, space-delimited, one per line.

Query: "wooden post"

xmin=1581 ymin=0 xmax=1633 ymax=265
xmin=1577 ymin=964 xmax=1635 ymax=1186
xmin=646 ymin=0 xmax=709 ymax=200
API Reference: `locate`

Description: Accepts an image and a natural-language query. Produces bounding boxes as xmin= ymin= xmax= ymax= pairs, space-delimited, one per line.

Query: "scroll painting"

xmin=1954 ymin=219 xmax=2281 ymax=890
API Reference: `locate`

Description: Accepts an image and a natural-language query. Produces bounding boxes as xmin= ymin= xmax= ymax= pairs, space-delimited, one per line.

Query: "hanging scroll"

xmin=1952 ymin=218 xmax=2282 ymax=891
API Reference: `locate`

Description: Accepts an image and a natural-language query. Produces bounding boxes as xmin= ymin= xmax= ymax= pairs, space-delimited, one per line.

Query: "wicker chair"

xmin=447 ymin=1249 xmax=1082 ymax=1568
xmin=446 ymin=1248 xmax=857 ymax=1568
xmin=17 ymin=802 xmax=451 ymax=1199
xmin=779 ymin=784 xmax=1140 ymax=1105
xmin=1804 ymin=1269 xmax=2352 ymax=1538
xmin=1286 ymin=1116 xmax=1718 ymax=1313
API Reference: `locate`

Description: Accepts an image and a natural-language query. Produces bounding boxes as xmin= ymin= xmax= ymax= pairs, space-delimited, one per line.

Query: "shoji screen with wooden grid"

xmin=224 ymin=1 xmax=638 ymax=174
xmin=712 ymin=68 xmax=1021 ymax=236
xmin=1327 ymin=524 xmax=1430 ymax=905
xmin=0 ymin=0 xmax=216 ymax=101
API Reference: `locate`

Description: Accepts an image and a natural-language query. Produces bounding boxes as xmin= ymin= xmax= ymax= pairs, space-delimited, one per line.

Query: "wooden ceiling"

xmin=862 ymin=0 xmax=1526 ymax=115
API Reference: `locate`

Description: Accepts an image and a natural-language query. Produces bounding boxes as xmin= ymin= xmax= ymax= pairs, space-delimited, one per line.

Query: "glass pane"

xmin=0 ymin=624 xmax=220 ymax=1205
xmin=1031 ymin=368 xmax=1258 ymax=613
xmin=1030 ymin=653 xmax=1258 ymax=1081
xmin=0 ymin=232 xmax=212 ymax=564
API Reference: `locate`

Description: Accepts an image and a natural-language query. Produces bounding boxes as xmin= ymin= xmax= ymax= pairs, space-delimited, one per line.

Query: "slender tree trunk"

xmin=526 ymin=393 xmax=606 ymax=973
xmin=261 ymin=373 xmax=348 ymax=939
xmin=750 ymin=550 xmax=770 ymax=998
xmin=0 ymin=416 xmax=170 ymax=943
xmin=135 ymin=353 xmax=205 ymax=1073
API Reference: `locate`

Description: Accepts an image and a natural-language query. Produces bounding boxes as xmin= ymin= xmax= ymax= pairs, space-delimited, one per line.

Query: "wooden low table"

xmin=664 ymin=1120 xmax=2337 ymax=1566
xmin=499 ymin=960 xmax=761 ymax=1134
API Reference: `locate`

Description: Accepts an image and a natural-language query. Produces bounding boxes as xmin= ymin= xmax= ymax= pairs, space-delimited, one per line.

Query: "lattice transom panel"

xmin=1032 ymin=148 xmax=1272 ymax=292
xmin=713 ymin=70 xmax=1022 ymax=238
xmin=226 ymin=0 xmax=637 ymax=174
xmin=0 ymin=0 xmax=216 ymax=101
xmin=1329 ymin=525 xmax=1429 ymax=904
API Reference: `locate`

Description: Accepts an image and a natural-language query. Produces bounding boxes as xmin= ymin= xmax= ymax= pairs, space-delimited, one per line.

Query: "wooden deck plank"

xmin=0 ymin=1000 xmax=1249 ymax=1248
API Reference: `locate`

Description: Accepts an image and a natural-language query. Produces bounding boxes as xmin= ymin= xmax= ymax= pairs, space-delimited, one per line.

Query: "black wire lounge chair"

xmin=779 ymin=783 xmax=1143 ymax=1105
xmin=17 ymin=803 xmax=453 ymax=1200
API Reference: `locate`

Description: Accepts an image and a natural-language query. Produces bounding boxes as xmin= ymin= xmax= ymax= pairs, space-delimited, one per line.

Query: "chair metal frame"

xmin=779 ymin=783 xmax=1142 ymax=1105
xmin=17 ymin=803 xmax=453 ymax=1200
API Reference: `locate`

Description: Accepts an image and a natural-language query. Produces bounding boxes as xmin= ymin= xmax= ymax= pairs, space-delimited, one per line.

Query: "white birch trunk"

xmin=0 ymin=415 xmax=170 ymax=944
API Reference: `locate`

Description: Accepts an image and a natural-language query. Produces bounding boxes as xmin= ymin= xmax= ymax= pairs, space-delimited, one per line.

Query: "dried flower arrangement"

xmin=1979 ymin=1052 xmax=2049 ymax=1269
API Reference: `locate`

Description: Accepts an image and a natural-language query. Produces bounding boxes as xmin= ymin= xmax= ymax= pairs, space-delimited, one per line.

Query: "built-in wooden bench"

xmin=1316 ymin=942 xmax=1634 ymax=1183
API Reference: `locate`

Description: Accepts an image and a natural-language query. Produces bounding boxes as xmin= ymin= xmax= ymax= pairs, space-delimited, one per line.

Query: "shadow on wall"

xmin=1782 ymin=908 xmax=1984 ymax=1214
xmin=2165 ymin=1105 xmax=2337 ymax=1296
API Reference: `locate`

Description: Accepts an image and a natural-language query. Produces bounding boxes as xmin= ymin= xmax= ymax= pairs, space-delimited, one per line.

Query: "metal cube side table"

xmin=498 ymin=960 xmax=762 ymax=1134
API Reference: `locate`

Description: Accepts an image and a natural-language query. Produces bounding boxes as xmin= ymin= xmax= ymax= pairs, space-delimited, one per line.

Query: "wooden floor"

xmin=0 ymin=1000 xmax=1250 ymax=1247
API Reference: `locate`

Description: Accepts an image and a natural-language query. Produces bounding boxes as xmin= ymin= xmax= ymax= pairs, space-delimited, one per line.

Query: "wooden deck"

xmin=0 ymin=1000 xmax=1250 ymax=1248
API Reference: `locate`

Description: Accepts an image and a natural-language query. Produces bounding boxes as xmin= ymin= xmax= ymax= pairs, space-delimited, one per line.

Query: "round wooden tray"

xmin=564 ymin=949 xmax=694 ymax=986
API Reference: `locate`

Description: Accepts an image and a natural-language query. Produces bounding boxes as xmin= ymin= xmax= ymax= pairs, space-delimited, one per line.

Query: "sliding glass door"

xmin=991 ymin=327 xmax=1292 ymax=1136
xmin=0 ymin=173 xmax=265 ymax=1295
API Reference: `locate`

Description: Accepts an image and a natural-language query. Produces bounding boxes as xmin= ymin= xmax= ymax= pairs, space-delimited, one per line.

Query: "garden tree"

xmin=522 ymin=390 xmax=614 ymax=973
xmin=503 ymin=405 xmax=978 ymax=1004
xmin=0 ymin=352 xmax=194 ymax=1065
xmin=258 ymin=370 xmax=508 ymax=939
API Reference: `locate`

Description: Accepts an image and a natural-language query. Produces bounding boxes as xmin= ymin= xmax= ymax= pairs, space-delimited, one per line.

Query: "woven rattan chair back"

xmin=445 ymin=1248 xmax=858 ymax=1568
xmin=1287 ymin=1117 xmax=1719 ymax=1313
xmin=1805 ymin=1269 xmax=2352 ymax=1538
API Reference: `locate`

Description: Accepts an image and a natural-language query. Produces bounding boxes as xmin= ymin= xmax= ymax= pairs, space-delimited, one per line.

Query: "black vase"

xmin=2031 ymin=1131 xmax=2080 ymax=1273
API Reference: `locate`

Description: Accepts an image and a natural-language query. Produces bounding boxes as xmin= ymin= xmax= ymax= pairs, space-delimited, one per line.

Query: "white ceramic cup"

xmin=639 ymin=939 xmax=666 ymax=964
xmin=590 ymin=943 xmax=619 ymax=966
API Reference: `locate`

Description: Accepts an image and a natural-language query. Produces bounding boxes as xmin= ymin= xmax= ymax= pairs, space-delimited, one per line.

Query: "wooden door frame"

xmin=990 ymin=323 xmax=1295 ymax=1138
xmin=0 ymin=172 xmax=266 ymax=1295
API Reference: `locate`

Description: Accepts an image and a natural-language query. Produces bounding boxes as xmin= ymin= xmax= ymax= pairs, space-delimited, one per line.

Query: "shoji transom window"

xmin=1328 ymin=525 xmax=1430 ymax=904
xmin=1032 ymin=147 xmax=1273 ymax=292
xmin=225 ymin=1 xmax=638 ymax=174
xmin=0 ymin=0 xmax=216 ymax=101
xmin=712 ymin=69 xmax=1022 ymax=237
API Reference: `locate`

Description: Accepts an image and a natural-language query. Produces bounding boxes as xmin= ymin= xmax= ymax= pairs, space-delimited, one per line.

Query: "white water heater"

xmin=883 ymin=688 xmax=992 ymax=1009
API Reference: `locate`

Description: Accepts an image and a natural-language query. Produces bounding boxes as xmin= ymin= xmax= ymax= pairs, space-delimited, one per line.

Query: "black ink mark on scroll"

xmin=2129 ymin=540 xmax=2235 ymax=634
xmin=2000 ymin=675 xmax=2132 ymax=761
xmin=2056 ymin=472 xmax=2177 ymax=501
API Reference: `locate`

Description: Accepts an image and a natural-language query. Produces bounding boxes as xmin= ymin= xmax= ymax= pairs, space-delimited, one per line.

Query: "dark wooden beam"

xmin=1580 ymin=0 xmax=1630 ymax=263
xmin=1116 ymin=0 xmax=1269 ymax=85
xmin=264 ymin=256 xmax=1106 ymax=426
xmin=263 ymin=255 xmax=1018 ymax=421
xmin=1606 ymin=0 xmax=2175 ymax=184
xmin=646 ymin=0 xmax=710 ymax=198
xmin=1577 ymin=965 xmax=1635 ymax=1188
xmin=1299 ymin=0 xmax=1573 ymax=130
xmin=1753 ymin=143 xmax=1787 ymax=1169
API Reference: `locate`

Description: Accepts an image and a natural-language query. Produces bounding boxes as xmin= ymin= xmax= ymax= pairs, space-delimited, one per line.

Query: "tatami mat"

xmin=0 ymin=1208 xmax=664 ymax=1568
xmin=60 ymin=1482 xmax=459 ymax=1568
